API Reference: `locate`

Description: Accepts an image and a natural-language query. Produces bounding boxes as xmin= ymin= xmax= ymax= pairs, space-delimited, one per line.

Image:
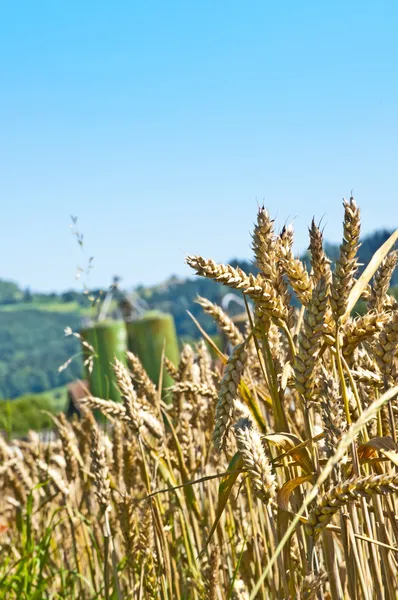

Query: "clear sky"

xmin=1 ymin=1 xmax=397 ymax=292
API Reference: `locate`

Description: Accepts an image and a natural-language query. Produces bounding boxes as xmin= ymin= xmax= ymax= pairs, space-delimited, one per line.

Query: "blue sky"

xmin=0 ymin=1 xmax=397 ymax=292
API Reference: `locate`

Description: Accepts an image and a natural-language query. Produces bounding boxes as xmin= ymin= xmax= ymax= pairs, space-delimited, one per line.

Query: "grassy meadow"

xmin=1 ymin=199 xmax=398 ymax=599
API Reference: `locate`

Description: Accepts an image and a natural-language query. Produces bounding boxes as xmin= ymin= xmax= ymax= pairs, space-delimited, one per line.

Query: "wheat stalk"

xmin=213 ymin=341 xmax=248 ymax=451
xmin=234 ymin=418 xmax=276 ymax=504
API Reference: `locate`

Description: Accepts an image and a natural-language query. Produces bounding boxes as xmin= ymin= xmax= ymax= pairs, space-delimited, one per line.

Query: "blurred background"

xmin=0 ymin=0 xmax=397 ymax=434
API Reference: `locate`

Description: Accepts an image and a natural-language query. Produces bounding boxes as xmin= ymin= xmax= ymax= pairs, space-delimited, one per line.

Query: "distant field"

xmin=0 ymin=301 xmax=94 ymax=315
xmin=0 ymin=384 xmax=69 ymax=437
xmin=35 ymin=384 xmax=69 ymax=412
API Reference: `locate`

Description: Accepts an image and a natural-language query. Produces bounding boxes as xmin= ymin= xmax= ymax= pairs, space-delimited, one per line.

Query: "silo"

xmin=81 ymin=320 xmax=127 ymax=403
xmin=126 ymin=311 xmax=179 ymax=392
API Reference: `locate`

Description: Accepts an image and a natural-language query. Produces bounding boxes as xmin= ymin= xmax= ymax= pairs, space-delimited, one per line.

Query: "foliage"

xmin=0 ymin=394 xmax=56 ymax=437
xmin=0 ymin=310 xmax=83 ymax=399
xmin=0 ymin=279 xmax=23 ymax=304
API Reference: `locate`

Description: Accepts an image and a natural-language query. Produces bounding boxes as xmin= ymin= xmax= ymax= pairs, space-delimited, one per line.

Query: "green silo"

xmin=126 ymin=311 xmax=179 ymax=392
xmin=81 ymin=320 xmax=127 ymax=403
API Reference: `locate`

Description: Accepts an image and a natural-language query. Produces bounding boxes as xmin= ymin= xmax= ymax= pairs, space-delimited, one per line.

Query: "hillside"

xmin=0 ymin=227 xmax=396 ymax=399
xmin=0 ymin=309 xmax=83 ymax=399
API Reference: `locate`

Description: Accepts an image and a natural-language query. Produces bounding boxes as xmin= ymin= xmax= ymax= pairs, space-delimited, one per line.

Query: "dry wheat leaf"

xmin=357 ymin=436 xmax=395 ymax=461
xmin=238 ymin=380 xmax=267 ymax=432
xmin=200 ymin=451 xmax=244 ymax=556
xmin=277 ymin=474 xmax=314 ymax=511
xmin=264 ymin=432 xmax=314 ymax=474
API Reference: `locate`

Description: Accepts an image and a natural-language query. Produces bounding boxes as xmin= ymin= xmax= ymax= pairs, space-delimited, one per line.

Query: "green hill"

xmin=0 ymin=309 xmax=83 ymax=399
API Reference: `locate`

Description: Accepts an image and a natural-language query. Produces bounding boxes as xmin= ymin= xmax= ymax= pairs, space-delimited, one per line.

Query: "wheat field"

xmin=1 ymin=198 xmax=398 ymax=599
